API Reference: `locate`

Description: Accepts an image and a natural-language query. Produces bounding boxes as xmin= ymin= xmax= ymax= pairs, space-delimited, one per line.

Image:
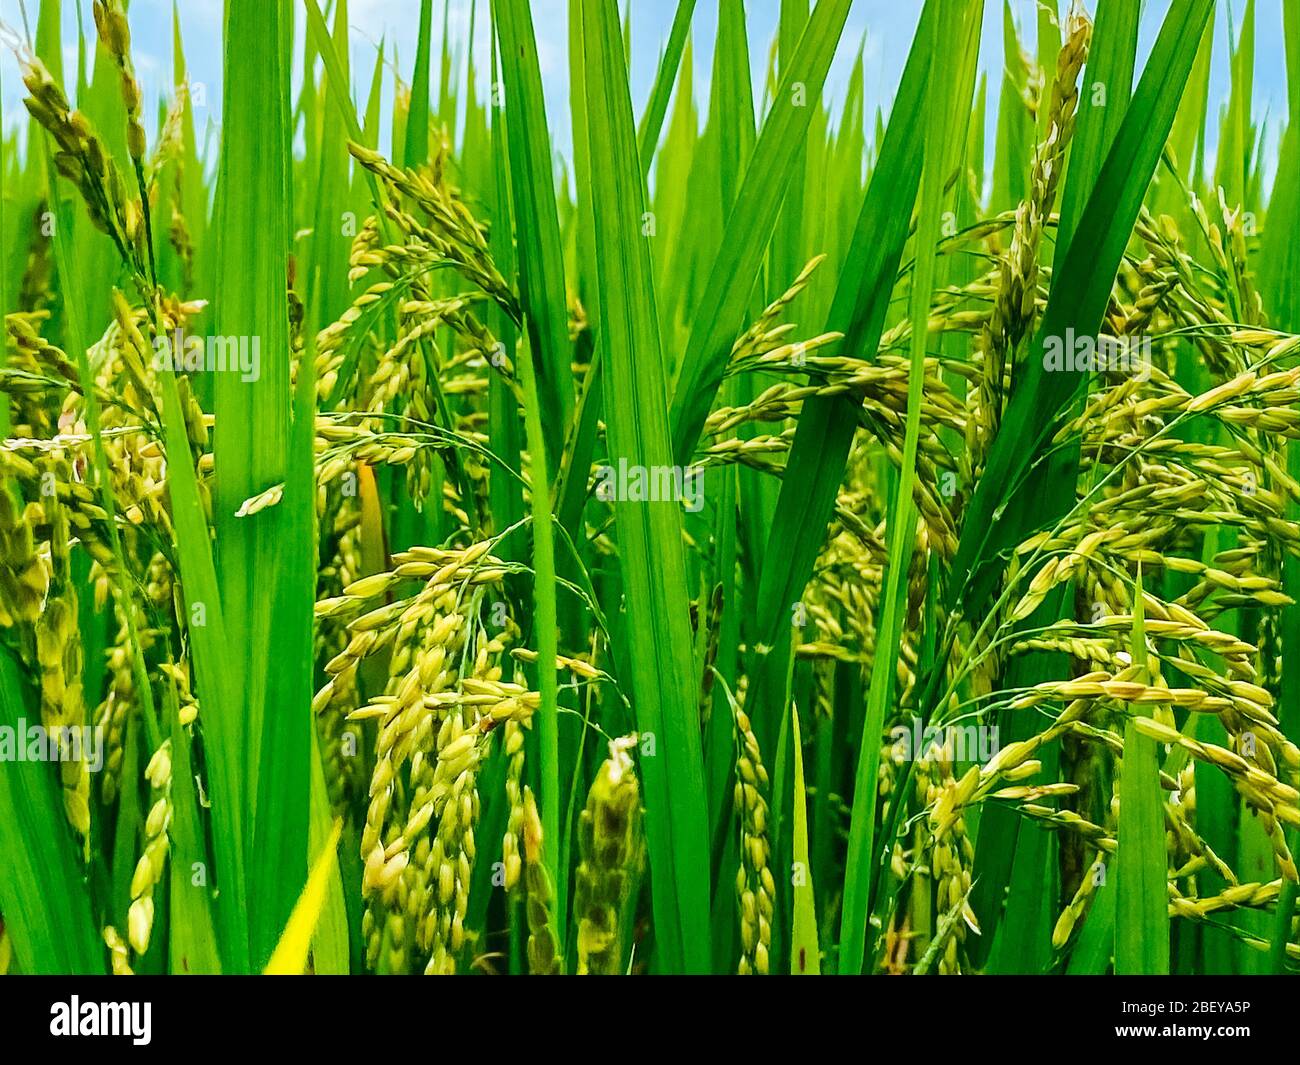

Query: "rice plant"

xmin=0 ymin=0 xmax=1297 ymax=977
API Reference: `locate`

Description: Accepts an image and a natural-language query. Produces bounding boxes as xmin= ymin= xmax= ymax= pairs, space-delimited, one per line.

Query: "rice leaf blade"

xmin=578 ymin=0 xmax=712 ymax=973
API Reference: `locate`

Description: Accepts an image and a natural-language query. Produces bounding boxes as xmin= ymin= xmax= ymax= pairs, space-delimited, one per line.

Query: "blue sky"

xmin=0 ymin=1 xmax=1292 ymax=183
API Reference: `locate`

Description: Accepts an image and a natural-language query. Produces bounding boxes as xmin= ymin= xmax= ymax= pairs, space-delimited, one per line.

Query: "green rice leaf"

xmin=492 ymin=0 xmax=575 ymax=458
xmin=789 ymin=703 xmax=820 ymax=974
xmin=578 ymin=0 xmax=712 ymax=973
xmin=667 ymin=0 xmax=853 ymax=464
xmin=1114 ymin=571 xmax=1170 ymax=974
xmin=637 ymin=0 xmax=697 ymax=172
xmin=210 ymin=0 xmax=303 ymax=969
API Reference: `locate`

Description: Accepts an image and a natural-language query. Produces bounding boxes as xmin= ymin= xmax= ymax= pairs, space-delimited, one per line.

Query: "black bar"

xmin=0 ymin=973 xmax=1291 ymax=1052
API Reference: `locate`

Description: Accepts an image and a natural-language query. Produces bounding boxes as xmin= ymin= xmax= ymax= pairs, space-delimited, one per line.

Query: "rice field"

xmin=0 ymin=0 xmax=1297 ymax=978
